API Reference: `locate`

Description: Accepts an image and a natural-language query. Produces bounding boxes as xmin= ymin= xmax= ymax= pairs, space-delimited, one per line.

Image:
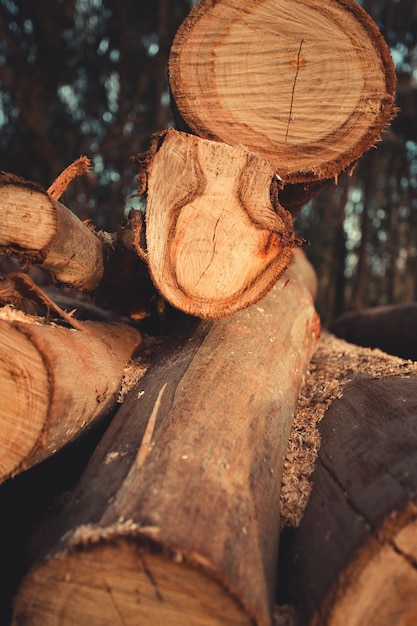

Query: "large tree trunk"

xmin=279 ymin=332 xmax=417 ymax=625
xmin=0 ymin=309 xmax=142 ymax=484
xmin=168 ymin=0 xmax=396 ymax=213
xmin=12 ymin=252 xmax=319 ymax=626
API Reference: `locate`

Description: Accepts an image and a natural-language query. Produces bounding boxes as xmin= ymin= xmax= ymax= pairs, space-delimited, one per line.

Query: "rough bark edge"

xmin=26 ymin=528 xmax=255 ymax=626
xmin=280 ymin=331 xmax=417 ymax=528
xmin=168 ymin=0 xmax=397 ymax=184
xmin=0 ymin=173 xmax=104 ymax=290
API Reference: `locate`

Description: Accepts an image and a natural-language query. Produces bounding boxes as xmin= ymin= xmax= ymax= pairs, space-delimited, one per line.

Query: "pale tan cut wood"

xmin=169 ymin=0 xmax=397 ymax=184
xmin=133 ymin=128 xmax=296 ymax=318
xmin=0 ymin=312 xmax=142 ymax=483
xmin=12 ymin=252 xmax=319 ymax=626
xmin=0 ymin=173 xmax=104 ymax=291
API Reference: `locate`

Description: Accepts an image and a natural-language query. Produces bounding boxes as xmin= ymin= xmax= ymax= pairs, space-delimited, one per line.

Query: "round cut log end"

xmin=140 ymin=129 xmax=297 ymax=319
xmin=169 ymin=0 xmax=397 ymax=184
xmin=0 ymin=184 xmax=57 ymax=254
xmin=12 ymin=539 xmax=254 ymax=626
xmin=0 ymin=321 xmax=48 ymax=482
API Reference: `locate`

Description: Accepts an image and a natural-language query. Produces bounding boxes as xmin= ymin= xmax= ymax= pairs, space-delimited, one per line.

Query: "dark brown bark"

xmin=329 ymin=302 xmax=417 ymax=361
xmin=281 ymin=347 xmax=417 ymax=625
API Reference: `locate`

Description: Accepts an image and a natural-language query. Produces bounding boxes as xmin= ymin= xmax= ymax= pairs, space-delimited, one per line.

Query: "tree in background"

xmin=0 ymin=0 xmax=416 ymax=320
xmin=0 ymin=0 xmax=191 ymax=229
xmin=298 ymin=0 xmax=417 ymax=322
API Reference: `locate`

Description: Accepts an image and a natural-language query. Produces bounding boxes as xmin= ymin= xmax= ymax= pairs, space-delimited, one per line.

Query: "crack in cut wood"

xmin=285 ymin=39 xmax=305 ymax=144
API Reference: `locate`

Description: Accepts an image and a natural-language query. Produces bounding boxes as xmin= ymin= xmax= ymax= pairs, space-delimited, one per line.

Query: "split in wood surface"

xmin=169 ymin=0 xmax=396 ymax=188
xmin=0 ymin=307 xmax=142 ymax=484
xmin=133 ymin=128 xmax=298 ymax=318
xmin=12 ymin=251 xmax=319 ymax=626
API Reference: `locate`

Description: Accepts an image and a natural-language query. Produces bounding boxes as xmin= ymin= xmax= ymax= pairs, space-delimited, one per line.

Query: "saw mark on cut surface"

xmin=285 ymin=39 xmax=305 ymax=144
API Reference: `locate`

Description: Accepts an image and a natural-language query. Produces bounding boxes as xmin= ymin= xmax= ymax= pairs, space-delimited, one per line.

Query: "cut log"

xmin=12 ymin=252 xmax=319 ymax=626
xmin=0 ymin=308 xmax=142 ymax=484
xmin=328 ymin=302 xmax=417 ymax=361
xmin=133 ymin=127 xmax=298 ymax=318
xmin=168 ymin=0 xmax=396 ymax=204
xmin=279 ymin=333 xmax=417 ymax=625
xmin=0 ymin=173 xmax=104 ymax=291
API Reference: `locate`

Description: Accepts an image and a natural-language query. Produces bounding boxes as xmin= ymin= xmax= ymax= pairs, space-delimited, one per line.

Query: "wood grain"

xmin=134 ymin=128 xmax=296 ymax=318
xmin=169 ymin=0 xmax=396 ymax=185
xmin=12 ymin=253 xmax=319 ymax=626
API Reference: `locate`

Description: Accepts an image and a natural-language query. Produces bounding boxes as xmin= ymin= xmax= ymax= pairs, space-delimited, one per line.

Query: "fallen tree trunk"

xmin=0 ymin=173 xmax=104 ymax=291
xmin=279 ymin=333 xmax=417 ymax=625
xmin=12 ymin=252 xmax=319 ymax=626
xmin=168 ymin=0 xmax=396 ymax=213
xmin=0 ymin=309 xmax=142 ymax=484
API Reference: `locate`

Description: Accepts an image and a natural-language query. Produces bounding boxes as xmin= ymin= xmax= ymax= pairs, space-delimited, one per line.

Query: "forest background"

xmin=0 ymin=0 xmax=416 ymax=324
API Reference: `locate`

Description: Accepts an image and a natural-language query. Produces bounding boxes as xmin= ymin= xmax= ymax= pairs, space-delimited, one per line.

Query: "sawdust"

xmin=118 ymin=358 xmax=150 ymax=403
xmin=117 ymin=334 xmax=162 ymax=403
xmin=280 ymin=331 xmax=417 ymax=528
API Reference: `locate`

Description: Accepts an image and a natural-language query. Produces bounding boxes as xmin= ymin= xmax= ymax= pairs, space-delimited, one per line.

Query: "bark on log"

xmin=133 ymin=127 xmax=298 ymax=319
xmin=0 ymin=310 xmax=142 ymax=484
xmin=328 ymin=302 xmax=417 ymax=361
xmin=280 ymin=333 xmax=417 ymax=625
xmin=168 ymin=0 xmax=396 ymax=211
xmin=0 ymin=173 xmax=104 ymax=291
xmin=12 ymin=253 xmax=319 ymax=626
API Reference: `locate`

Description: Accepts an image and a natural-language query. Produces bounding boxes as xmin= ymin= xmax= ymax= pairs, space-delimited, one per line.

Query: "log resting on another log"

xmin=12 ymin=251 xmax=319 ymax=626
xmin=168 ymin=0 xmax=397 ymax=213
xmin=0 ymin=173 xmax=104 ymax=291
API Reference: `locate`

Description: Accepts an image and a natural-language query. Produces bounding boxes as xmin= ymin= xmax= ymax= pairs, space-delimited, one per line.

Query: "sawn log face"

xmin=169 ymin=0 xmax=397 ymax=185
xmin=134 ymin=128 xmax=296 ymax=319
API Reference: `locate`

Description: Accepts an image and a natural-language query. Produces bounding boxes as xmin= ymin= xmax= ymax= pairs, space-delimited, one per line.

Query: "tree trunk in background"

xmin=351 ymin=154 xmax=375 ymax=309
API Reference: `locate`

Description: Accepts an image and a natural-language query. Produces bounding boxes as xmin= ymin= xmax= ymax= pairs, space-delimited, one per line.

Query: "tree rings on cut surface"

xmin=169 ymin=0 xmax=397 ymax=184
xmin=134 ymin=129 xmax=296 ymax=319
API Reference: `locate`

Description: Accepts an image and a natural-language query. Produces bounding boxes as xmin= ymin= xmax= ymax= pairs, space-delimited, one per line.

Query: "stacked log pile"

xmin=0 ymin=1 xmax=410 ymax=625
